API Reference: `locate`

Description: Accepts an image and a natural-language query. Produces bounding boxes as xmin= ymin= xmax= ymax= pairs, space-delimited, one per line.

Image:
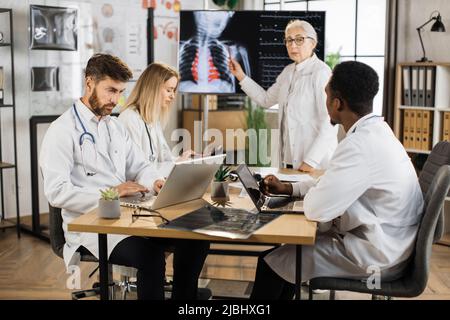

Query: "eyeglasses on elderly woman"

xmin=283 ymin=36 xmax=314 ymax=46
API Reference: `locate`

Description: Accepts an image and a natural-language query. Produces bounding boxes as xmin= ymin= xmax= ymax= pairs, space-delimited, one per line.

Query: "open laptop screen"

xmin=235 ymin=164 xmax=266 ymax=210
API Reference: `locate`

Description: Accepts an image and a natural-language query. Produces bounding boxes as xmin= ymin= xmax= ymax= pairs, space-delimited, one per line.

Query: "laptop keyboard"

xmin=266 ymin=197 xmax=303 ymax=212
xmin=120 ymin=193 xmax=156 ymax=208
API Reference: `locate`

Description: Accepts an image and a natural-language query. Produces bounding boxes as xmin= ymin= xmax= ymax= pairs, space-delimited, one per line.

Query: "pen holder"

xmin=98 ymin=199 xmax=121 ymax=219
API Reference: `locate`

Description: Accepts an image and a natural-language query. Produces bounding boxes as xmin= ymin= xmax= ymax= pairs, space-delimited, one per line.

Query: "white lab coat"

xmin=265 ymin=114 xmax=424 ymax=283
xmin=239 ymin=54 xmax=338 ymax=169
xmin=40 ymin=100 xmax=161 ymax=267
xmin=118 ymin=107 xmax=175 ymax=177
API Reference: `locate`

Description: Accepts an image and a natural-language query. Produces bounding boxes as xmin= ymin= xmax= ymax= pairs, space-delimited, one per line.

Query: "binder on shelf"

xmin=410 ymin=110 xmax=416 ymax=149
xmin=418 ymin=66 xmax=426 ymax=106
xmin=402 ymin=66 xmax=412 ymax=106
xmin=403 ymin=110 xmax=410 ymax=148
xmin=421 ymin=110 xmax=432 ymax=151
xmin=443 ymin=112 xmax=450 ymax=142
xmin=414 ymin=110 xmax=423 ymax=150
xmin=0 ymin=66 xmax=3 ymax=105
xmin=425 ymin=66 xmax=436 ymax=107
xmin=411 ymin=67 xmax=419 ymax=106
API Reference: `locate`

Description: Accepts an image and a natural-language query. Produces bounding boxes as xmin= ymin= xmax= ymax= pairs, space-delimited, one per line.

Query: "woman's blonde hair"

xmin=123 ymin=62 xmax=179 ymax=127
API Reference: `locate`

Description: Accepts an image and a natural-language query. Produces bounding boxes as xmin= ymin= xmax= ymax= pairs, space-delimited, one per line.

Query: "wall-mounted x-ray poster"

xmin=30 ymin=5 xmax=78 ymax=51
xmin=91 ymin=1 xmax=147 ymax=80
xmin=31 ymin=67 xmax=59 ymax=91
xmin=179 ymin=10 xmax=325 ymax=94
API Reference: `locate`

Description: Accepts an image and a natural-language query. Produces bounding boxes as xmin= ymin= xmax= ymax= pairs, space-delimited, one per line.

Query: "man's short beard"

xmin=88 ymin=87 xmax=114 ymax=116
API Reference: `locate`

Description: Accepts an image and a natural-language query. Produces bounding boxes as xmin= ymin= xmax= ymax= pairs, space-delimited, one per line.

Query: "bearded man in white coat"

xmin=40 ymin=54 xmax=209 ymax=300
xmin=250 ymin=61 xmax=424 ymax=299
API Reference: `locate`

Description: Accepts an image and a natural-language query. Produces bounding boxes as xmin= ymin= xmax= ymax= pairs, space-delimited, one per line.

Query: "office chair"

xmin=49 ymin=204 xmax=119 ymax=299
xmin=49 ymin=204 xmax=212 ymax=300
xmin=417 ymin=141 xmax=450 ymax=242
xmin=308 ymin=165 xmax=450 ymax=300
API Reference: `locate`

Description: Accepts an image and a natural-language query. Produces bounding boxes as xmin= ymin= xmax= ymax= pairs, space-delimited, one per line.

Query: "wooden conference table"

xmin=68 ymin=167 xmax=317 ymax=300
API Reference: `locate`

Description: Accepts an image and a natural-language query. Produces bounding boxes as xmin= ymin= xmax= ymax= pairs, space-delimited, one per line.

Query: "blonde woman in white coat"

xmin=119 ymin=63 xmax=192 ymax=176
xmin=229 ymin=20 xmax=337 ymax=172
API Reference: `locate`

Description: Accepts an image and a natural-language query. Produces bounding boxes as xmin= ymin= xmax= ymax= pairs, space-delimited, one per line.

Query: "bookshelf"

xmin=394 ymin=62 xmax=450 ymax=246
xmin=394 ymin=62 xmax=450 ymax=154
xmin=0 ymin=8 xmax=20 ymax=237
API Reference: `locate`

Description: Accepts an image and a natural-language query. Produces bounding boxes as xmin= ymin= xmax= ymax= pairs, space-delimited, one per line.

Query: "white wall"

xmin=1 ymin=0 xmax=33 ymax=219
xmin=397 ymin=0 xmax=450 ymax=63
xmin=0 ymin=0 xmax=227 ymax=219
xmin=2 ymin=0 xmax=345 ymax=218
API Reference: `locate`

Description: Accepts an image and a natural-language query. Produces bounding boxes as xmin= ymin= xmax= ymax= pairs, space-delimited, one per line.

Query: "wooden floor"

xmin=1 ymin=227 xmax=450 ymax=300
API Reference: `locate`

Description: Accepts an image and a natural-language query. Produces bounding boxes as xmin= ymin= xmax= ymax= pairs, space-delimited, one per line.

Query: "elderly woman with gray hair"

xmin=229 ymin=20 xmax=337 ymax=172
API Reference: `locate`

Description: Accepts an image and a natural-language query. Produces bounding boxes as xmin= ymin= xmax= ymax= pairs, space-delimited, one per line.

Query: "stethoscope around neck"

xmin=73 ymin=104 xmax=96 ymax=146
xmin=73 ymin=104 xmax=117 ymax=177
xmin=143 ymin=118 xmax=156 ymax=162
xmin=73 ymin=104 xmax=98 ymax=176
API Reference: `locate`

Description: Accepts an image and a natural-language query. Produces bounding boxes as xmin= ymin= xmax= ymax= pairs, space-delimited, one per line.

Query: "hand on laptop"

xmin=176 ymin=150 xmax=198 ymax=162
xmin=298 ymin=162 xmax=315 ymax=173
xmin=115 ymin=182 xmax=149 ymax=197
xmin=153 ymin=179 xmax=165 ymax=194
xmin=261 ymin=175 xmax=293 ymax=196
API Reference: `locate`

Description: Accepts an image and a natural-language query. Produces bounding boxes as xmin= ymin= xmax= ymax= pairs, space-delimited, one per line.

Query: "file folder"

xmin=402 ymin=66 xmax=412 ymax=106
xmin=403 ymin=110 xmax=410 ymax=148
xmin=415 ymin=110 xmax=422 ymax=149
xmin=418 ymin=67 xmax=426 ymax=106
xmin=410 ymin=110 xmax=416 ymax=149
xmin=425 ymin=66 xmax=436 ymax=107
xmin=421 ymin=111 xmax=432 ymax=151
xmin=411 ymin=67 xmax=419 ymax=106
xmin=443 ymin=112 xmax=450 ymax=142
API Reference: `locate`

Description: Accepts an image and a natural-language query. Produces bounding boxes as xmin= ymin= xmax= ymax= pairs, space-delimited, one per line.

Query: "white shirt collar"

xmin=346 ymin=113 xmax=383 ymax=137
xmin=295 ymin=54 xmax=318 ymax=72
xmin=74 ymin=98 xmax=110 ymax=124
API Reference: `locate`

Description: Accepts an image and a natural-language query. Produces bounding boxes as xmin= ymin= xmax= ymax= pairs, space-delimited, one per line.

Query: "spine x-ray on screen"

xmin=178 ymin=10 xmax=325 ymax=94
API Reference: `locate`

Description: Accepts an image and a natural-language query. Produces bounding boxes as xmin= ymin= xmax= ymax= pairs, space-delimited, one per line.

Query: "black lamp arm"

xmin=417 ymin=27 xmax=427 ymax=60
xmin=416 ymin=16 xmax=439 ymax=62
xmin=417 ymin=16 xmax=437 ymax=31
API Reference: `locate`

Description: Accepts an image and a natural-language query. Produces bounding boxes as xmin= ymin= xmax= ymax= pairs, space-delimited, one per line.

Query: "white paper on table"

xmin=239 ymin=188 xmax=248 ymax=198
xmin=273 ymin=173 xmax=316 ymax=183
xmin=229 ymin=182 xmax=244 ymax=189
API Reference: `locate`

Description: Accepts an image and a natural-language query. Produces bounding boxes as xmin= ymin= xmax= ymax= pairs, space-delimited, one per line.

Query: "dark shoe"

xmin=197 ymin=287 xmax=212 ymax=300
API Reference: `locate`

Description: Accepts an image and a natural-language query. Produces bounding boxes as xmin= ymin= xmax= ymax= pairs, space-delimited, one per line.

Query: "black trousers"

xmin=250 ymin=247 xmax=295 ymax=300
xmin=83 ymin=236 xmax=209 ymax=300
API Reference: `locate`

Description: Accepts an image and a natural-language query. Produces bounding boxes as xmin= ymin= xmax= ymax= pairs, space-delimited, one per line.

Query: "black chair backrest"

xmin=48 ymin=203 xmax=65 ymax=259
xmin=418 ymin=141 xmax=450 ymax=242
xmin=407 ymin=165 xmax=450 ymax=296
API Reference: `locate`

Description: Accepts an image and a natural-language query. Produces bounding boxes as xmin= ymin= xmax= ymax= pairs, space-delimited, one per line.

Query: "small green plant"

xmin=325 ymin=49 xmax=342 ymax=70
xmin=245 ymin=97 xmax=270 ymax=167
xmin=99 ymin=187 xmax=119 ymax=201
xmin=212 ymin=0 xmax=239 ymax=9
xmin=214 ymin=164 xmax=231 ymax=182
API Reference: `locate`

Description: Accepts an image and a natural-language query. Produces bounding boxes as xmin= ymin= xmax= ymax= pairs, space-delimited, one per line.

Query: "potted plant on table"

xmin=98 ymin=187 xmax=121 ymax=219
xmin=211 ymin=164 xmax=231 ymax=202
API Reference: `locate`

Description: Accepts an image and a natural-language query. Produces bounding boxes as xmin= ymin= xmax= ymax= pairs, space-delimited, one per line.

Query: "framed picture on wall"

xmin=31 ymin=67 xmax=59 ymax=91
xmin=30 ymin=5 xmax=78 ymax=51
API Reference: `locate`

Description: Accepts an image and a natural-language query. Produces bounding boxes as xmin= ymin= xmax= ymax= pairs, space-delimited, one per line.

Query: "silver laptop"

xmin=120 ymin=154 xmax=226 ymax=210
xmin=235 ymin=164 xmax=304 ymax=213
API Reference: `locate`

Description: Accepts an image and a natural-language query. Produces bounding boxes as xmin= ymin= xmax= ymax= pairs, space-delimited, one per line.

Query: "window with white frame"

xmin=264 ymin=0 xmax=387 ymax=115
